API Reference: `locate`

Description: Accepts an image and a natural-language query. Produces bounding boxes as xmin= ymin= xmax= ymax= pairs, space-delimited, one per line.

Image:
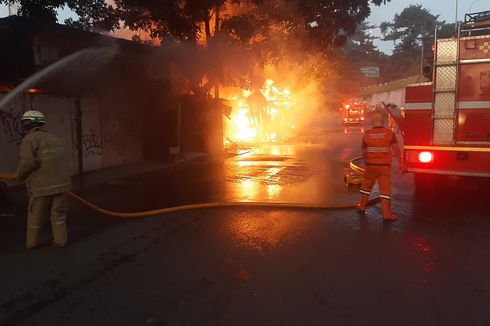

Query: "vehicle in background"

xmin=339 ymin=102 xmax=366 ymax=125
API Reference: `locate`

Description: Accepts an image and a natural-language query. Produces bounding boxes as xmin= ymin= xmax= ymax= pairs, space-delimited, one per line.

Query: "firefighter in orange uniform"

xmin=357 ymin=105 xmax=401 ymax=221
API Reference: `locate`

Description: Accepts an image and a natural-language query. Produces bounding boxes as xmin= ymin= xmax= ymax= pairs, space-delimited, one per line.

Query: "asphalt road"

xmin=1 ymin=121 xmax=489 ymax=326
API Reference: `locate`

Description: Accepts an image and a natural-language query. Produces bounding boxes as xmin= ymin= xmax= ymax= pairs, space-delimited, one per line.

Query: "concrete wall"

xmin=79 ymin=95 xmax=143 ymax=172
xmin=0 ymin=92 xmax=143 ymax=176
xmin=80 ymin=96 xmax=102 ymax=171
xmin=362 ymin=88 xmax=406 ymax=107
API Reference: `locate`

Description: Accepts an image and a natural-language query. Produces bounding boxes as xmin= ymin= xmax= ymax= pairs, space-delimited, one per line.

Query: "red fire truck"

xmin=340 ymin=101 xmax=366 ymax=125
xmin=399 ymin=11 xmax=490 ymax=187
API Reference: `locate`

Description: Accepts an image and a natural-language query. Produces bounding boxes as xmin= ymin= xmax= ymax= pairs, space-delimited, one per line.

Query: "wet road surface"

xmin=1 ymin=122 xmax=489 ymax=326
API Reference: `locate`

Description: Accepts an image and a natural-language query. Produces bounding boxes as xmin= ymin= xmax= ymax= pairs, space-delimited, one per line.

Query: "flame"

xmin=224 ymin=79 xmax=295 ymax=144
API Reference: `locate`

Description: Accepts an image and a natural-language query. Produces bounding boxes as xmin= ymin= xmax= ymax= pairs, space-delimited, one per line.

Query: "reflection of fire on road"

xmin=224 ymin=79 xmax=294 ymax=146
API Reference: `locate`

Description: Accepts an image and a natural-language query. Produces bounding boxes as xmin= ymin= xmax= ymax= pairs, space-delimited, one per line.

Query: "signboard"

xmin=360 ymin=66 xmax=380 ymax=78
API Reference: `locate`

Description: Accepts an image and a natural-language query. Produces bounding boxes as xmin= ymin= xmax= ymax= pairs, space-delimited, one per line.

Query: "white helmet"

xmin=21 ymin=110 xmax=46 ymax=130
xmin=21 ymin=110 xmax=46 ymax=123
xmin=371 ymin=103 xmax=387 ymax=127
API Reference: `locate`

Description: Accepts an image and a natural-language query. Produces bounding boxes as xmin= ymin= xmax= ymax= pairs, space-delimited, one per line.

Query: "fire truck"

xmin=340 ymin=101 xmax=366 ymax=125
xmin=399 ymin=11 xmax=490 ymax=187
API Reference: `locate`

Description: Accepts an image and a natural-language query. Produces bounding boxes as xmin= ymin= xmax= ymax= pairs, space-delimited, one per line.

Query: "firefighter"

xmin=356 ymin=105 xmax=401 ymax=221
xmin=0 ymin=110 xmax=71 ymax=248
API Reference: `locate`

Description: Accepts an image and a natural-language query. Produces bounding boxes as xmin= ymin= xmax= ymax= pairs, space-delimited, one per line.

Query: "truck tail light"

xmin=418 ymin=151 xmax=433 ymax=163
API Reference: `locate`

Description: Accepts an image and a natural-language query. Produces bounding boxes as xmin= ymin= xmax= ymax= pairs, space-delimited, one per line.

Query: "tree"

xmin=379 ymin=4 xmax=455 ymax=80
xmin=380 ymin=4 xmax=454 ymax=57
xmin=111 ymin=0 xmax=391 ymax=47
xmin=287 ymin=0 xmax=389 ymax=49
xmin=0 ymin=0 xmax=118 ymax=30
xmin=112 ymin=0 xmax=226 ymax=42
xmin=2 ymin=0 xmax=392 ymax=45
xmin=341 ymin=22 xmax=389 ymax=88
xmin=2 ymin=0 xmax=392 ymax=103
xmin=346 ymin=22 xmax=381 ymax=55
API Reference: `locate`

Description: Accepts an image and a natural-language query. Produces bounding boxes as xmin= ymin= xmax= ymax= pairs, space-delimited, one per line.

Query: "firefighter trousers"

xmin=26 ymin=193 xmax=68 ymax=248
xmin=359 ymin=165 xmax=395 ymax=219
xmin=360 ymin=165 xmax=392 ymax=196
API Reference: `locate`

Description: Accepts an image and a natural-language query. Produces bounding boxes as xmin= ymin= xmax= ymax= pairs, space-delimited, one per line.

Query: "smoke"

xmin=214 ymin=0 xmax=349 ymax=141
xmin=86 ymin=0 xmax=349 ymax=143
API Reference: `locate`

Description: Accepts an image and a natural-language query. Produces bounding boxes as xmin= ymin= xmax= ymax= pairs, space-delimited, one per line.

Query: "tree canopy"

xmin=1 ymin=0 xmax=394 ymax=104
xmin=2 ymin=0 xmax=390 ymax=48
xmin=340 ymin=4 xmax=457 ymax=89
xmin=111 ymin=0 xmax=391 ymax=49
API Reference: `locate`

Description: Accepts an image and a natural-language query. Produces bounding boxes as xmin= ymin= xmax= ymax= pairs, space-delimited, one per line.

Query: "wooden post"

xmin=214 ymin=6 xmax=220 ymax=100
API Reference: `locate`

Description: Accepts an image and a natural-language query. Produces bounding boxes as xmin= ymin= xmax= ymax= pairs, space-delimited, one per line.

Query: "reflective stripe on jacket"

xmin=362 ymin=127 xmax=396 ymax=165
xmin=16 ymin=129 xmax=72 ymax=197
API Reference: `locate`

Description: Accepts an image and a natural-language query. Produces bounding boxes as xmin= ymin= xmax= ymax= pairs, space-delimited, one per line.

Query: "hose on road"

xmin=344 ymin=156 xmax=365 ymax=185
xmin=66 ymin=157 xmax=373 ymax=219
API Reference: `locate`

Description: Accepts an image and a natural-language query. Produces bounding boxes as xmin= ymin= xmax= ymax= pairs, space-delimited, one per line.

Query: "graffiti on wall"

xmin=82 ymin=128 xmax=141 ymax=158
xmin=103 ymin=129 xmax=142 ymax=156
xmin=0 ymin=109 xmax=24 ymax=144
xmin=103 ymin=131 xmax=126 ymax=155
xmin=81 ymin=128 xmax=102 ymax=158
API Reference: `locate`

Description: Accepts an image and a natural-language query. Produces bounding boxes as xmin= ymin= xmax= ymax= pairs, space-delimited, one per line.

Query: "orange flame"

xmin=224 ymin=79 xmax=295 ymax=145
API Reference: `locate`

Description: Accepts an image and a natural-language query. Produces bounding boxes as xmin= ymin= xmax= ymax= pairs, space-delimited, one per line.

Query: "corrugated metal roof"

xmin=360 ymin=74 xmax=429 ymax=96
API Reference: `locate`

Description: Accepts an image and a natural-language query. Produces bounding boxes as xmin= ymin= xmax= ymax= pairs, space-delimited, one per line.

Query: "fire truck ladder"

xmin=431 ymin=27 xmax=460 ymax=145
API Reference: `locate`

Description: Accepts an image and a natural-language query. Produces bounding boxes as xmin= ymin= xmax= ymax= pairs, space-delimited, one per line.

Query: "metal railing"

xmin=462 ymin=11 xmax=490 ymax=37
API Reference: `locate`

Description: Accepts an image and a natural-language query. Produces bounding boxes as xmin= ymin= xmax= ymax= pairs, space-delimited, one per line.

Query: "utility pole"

xmin=455 ymin=0 xmax=459 ymax=33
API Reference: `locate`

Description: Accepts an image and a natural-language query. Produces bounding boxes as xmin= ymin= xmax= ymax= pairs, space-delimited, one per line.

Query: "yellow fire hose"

xmin=344 ymin=156 xmax=365 ymax=186
xmin=65 ymin=157 xmax=373 ymax=219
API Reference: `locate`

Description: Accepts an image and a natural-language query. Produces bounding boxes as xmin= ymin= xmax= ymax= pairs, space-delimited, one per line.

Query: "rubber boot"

xmin=356 ymin=194 xmax=369 ymax=213
xmin=381 ymin=199 xmax=397 ymax=221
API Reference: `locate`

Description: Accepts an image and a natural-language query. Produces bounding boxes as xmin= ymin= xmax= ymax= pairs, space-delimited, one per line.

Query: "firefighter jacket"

xmin=15 ymin=128 xmax=72 ymax=198
xmin=362 ymin=127 xmax=397 ymax=165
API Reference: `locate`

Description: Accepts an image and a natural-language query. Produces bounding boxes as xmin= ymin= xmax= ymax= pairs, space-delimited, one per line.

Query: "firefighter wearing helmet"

xmin=0 ymin=110 xmax=71 ymax=249
xmin=357 ymin=104 xmax=401 ymax=221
